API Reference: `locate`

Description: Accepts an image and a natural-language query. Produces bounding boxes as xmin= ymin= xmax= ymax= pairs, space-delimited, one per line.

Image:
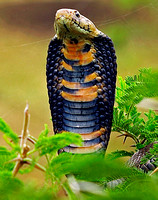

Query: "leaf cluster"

xmin=113 ymin=68 xmax=158 ymax=150
xmin=35 ymin=125 xmax=82 ymax=156
xmin=116 ymin=68 xmax=158 ymax=112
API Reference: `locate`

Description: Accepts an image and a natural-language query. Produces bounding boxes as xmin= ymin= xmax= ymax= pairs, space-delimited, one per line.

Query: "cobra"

xmin=46 ymin=9 xmax=117 ymax=154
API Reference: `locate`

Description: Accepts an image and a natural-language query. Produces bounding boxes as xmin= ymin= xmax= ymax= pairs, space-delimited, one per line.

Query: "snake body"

xmin=46 ymin=9 xmax=157 ymax=176
xmin=46 ymin=9 xmax=117 ymax=154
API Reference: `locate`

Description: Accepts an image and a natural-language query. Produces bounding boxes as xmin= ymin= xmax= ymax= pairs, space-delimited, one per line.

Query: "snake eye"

xmin=75 ymin=11 xmax=80 ymax=18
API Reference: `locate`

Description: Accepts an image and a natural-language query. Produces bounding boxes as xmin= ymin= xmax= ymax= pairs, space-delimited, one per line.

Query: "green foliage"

xmin=113 ymin=68 xmax=158 ymax=149
xmin=0 ymin=117 xmax=18 ymax=144
xmin=0 ymin=171 xmax=54 ymax=200
xmin=150 ymin=143 xmax=158 ymax=156
xmin=113 ymin=107 xmax=158 ymax=148
xmin=107 ymin=150 xmax=134 ymax=160
xmin=0 ymin=171 xmax=22 ymax=200
xmin=126 ymin=68 xmax=158 ymax=97
xmin=116 ymin=68 xmax=158 ymax=112
xmin=0 ymin=68 xmax=157 ymax=199
xmin=108 ymin=176 xmax=158 ymax=200
xmin=0 ymin=147 xmax=15 ymax=172
xmin=35 ymin=127 xmax=82 ymax=156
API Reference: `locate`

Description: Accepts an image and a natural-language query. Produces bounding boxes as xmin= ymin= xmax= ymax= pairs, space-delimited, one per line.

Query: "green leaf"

xmin=50 ymin=153 xmax=143 ymax=182
xmin=0 ymin=118 xmax=18 ymax=144
xmin=113 ymin=68 xmax=158 ymax=149
xmin=0 ymin=146 xmax=11 ymax=155
xmin=106 ymin=150 xmax=134 ymax=160
xmin=0 ymin=171 xmax=54 ymax=200
xmin=35 ymin=132 xmax=82 ymax=156
xmin=0 ymin=146 xmax=16 ymax=171
xmin=38 ymin=124 xmax=50 ymax=140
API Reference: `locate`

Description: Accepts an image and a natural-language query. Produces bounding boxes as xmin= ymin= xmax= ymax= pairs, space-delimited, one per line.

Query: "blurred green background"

xmin=0 ymin=0 xmax=158 ymax=181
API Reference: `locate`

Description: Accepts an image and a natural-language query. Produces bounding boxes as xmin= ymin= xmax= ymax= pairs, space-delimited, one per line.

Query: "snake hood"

xmin=54 ymin=9 xmax=102 ymax=40
xmin=47 ymin=8 xmax=117 ymax=153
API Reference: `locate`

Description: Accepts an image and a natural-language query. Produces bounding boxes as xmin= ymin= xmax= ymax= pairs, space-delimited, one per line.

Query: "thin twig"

xmin=23 ymin=158 xmax=46 ymax=172
xmin=12 ymin=104 xmax=30 ymax=176
xmin=117 ymin=131 xmax=139 ymax=144
xmin=150 ymin=167 xmax=158 ymax=176
xmin=18 ymin=135 xmax=36 ymax=144
xmin=114 ymin=125 xmax=139 ymax=144
xmin=20 ymin=103 xmax=30 ymax=150
xmin=12 ymin=159 xmax=24 ymax=177
xmin=12 ymin=103 xmax=46 ymax=176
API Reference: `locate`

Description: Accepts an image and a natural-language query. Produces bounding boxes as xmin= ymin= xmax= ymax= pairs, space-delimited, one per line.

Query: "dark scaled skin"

xmin=128 ymin=142 xmax=157 ymax=173
xmin=46 ymin=9 xmax=117 ymax=154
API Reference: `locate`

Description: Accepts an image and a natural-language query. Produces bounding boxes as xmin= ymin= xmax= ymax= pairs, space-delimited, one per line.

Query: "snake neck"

xmin=57 ymin=38 xmax=107 ymax=153
xmin=62 ymin=38 xmax=96 ymax=66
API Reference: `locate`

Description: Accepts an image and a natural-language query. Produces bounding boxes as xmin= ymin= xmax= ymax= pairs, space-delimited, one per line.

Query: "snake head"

xmin=54 ymin=8 xmax=101 ymax=40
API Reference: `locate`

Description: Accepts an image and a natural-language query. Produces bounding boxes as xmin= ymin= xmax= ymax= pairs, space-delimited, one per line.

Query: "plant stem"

xmin=150 ymin=167 xmax=158 ymax=176
xmin=12 ymin=104 xmax=30 ymax=176
xmin=20 ymin=103 xmax=30 ymax=151
xmin=114 ymin=125 xmax=139 ymax=144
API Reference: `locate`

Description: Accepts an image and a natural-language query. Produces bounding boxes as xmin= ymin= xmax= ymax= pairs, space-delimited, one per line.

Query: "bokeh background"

xmin=0 ymin=0 xmax=158 ymax=182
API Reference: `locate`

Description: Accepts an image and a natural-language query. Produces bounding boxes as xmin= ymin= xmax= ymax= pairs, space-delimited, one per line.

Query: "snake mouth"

xmin=55 ymin=17 xmax=91 ymax=33
xmin=72 ymin=18 xmax=91 ymax=33
xmin=63 ymin=23 xmax=70 ymax=32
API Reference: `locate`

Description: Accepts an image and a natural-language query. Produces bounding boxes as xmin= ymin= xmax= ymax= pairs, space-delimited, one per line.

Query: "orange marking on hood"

xmin=62 ymin=80 xmax=82 ymax=89
xmin=61 ymin=91 xmax=97 ymax=101
xmin=84 ymin=72 xmax=97 ymax=82
xmin=61 ymin=60 xmax=73 ymax=71
xmin=80 ymin=128 xmax=106 ymax=140
xmin=63 ymin=143 xmax=104 ymax=153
